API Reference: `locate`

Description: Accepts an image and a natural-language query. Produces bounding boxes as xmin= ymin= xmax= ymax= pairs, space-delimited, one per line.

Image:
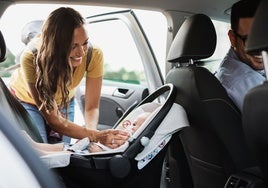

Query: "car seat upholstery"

xmin=165 ymin=13 xmax=257 ymax=188
xmin=243 ymin=0 xmax=268 ymax=186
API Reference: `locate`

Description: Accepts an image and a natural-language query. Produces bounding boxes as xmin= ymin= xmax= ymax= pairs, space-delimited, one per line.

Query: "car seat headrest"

xmin=246 ymin=0 xmax=268 ymax=54
xmin=0 ymin=31 xmax=7 ymax=63
xmin=167 ymin=13 xmax=216 ymax=63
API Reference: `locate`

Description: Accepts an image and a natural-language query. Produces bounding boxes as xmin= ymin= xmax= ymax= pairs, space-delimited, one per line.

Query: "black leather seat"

xmin=243 ymin=0 xmax=268 ymax=186
xmin=165 ymin=13 xmax=257 ymax=188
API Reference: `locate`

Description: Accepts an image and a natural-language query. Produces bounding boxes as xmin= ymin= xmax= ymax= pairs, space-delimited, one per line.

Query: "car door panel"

xmin=99 ymin=83 xmax=149 ymax=129
xmin=76 ymin=80 xmax=149 ymax=130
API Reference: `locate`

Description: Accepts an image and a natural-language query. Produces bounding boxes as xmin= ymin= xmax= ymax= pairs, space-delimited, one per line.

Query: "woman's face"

xmin=69 ymin=25 xmax=89 ymax=67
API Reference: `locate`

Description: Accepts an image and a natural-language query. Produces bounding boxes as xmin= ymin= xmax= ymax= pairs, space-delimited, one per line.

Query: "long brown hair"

xmin=35 ymin=7 xmax=85 ymax=113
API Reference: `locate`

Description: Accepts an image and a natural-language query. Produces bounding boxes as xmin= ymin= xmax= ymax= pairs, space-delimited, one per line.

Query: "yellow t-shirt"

xmin=10 ymin=41 xmax=103 ymax=106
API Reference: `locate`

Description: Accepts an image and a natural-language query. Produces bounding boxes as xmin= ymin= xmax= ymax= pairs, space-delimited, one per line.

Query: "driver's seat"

xmin=165 ymin=13 xmax=257 ymax=188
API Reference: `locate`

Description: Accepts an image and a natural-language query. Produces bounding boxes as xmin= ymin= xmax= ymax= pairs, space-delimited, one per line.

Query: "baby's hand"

xmin=89 ymin=143 xmax=104 ymax=153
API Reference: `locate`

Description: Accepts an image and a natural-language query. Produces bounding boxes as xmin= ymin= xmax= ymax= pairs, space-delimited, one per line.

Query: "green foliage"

xmin=0 ymin=49 xmax=15 ymax=77
xmin=0 ymin=51 xmax=145 ymax=85
xmin=103 ymin=67 xmax=145 ymax=85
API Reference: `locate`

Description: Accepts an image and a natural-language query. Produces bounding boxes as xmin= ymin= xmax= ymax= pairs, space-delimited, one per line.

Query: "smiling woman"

xmin=5 ymin=7 xmax=132 ymax=149
xmin=0 ymin=4 xmax=167 ymax=133
xmin=0 ymin=3 xmax=232 ymax=134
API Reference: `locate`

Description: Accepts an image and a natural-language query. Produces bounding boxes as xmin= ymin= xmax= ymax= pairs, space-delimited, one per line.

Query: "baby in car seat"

xmin=22 ymin=111 xmax=152 ymax=155
xmin=89 ymin=112 xmax=151 ymax=152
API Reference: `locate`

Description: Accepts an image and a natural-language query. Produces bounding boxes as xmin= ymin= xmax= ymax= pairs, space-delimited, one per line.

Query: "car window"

xmin=0 ymin=4 xmax=167 ymax=86
xmin=88 ymin=19 xmax=146 ymax=85
xmin=0 ymin=4 xmax=229 ymax=83
xmin=205 ymin=19 xmax=230 ymax=73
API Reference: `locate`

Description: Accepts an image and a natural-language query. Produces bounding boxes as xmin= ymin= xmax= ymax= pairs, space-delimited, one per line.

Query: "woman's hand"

xmin=96 ymin=129 xmax=130 ymax=149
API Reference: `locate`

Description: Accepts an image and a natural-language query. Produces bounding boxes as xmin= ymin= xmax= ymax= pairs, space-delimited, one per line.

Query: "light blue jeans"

xmin=21 ymin=98 xmax=74 ymax=144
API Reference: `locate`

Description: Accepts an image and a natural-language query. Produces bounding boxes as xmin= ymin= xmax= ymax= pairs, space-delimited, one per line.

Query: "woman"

xmin=10 ymin=7 xmax=129 ymax=148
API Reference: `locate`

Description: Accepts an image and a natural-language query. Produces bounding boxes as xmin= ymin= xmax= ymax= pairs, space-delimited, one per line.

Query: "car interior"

xmin=1 ymin=0 xmax=268 ymax=188
xmin=165 ymin=13 xmax=258 ymax=188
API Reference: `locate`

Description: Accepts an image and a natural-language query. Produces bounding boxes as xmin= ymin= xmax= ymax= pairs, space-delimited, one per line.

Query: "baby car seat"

xmin=52 ymin=83 xmax=190 ymax=188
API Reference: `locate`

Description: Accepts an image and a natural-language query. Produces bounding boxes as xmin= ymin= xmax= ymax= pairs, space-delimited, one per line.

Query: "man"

xmin=215 ymin=0 xmax=264 ymax=111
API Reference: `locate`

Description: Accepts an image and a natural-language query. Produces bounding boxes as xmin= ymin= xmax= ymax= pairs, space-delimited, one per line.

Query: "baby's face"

xmin=131 ymin=112 xmax=151 ymax=132
xmin=121 ymin=112 xmax=151 ymax=133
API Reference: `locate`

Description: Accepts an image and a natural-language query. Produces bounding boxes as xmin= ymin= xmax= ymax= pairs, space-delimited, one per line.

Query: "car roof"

xmin=2 ymin=0 xmax=235 ymax=22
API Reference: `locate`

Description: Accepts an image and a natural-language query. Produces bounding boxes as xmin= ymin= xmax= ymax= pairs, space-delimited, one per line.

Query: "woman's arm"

xmin=27 ymin=83 xmax=129 ymax=148
xmin=84 ymin=76 xmax=102 ymax=130
xmin=21 ymin=130 xmax=64 ymax=153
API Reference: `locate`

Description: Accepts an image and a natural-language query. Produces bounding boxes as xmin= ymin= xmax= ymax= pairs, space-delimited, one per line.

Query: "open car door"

xmin=75 ymin=10 xmax=164 ymax=130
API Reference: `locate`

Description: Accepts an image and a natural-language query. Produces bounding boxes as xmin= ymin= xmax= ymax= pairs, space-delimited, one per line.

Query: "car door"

xmin=75 ymin=10 xmax=164 ymax=130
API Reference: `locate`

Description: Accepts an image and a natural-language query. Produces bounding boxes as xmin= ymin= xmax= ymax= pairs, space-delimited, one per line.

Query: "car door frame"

xmin=75 ymin=10 xmax=164 ymax=129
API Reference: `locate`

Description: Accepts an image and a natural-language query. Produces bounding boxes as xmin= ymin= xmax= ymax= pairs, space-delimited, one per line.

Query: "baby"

xmin=22 ymin=111 xmax=152 ymax=155
xmin=90 ymin=112 xmax=151 ymax=152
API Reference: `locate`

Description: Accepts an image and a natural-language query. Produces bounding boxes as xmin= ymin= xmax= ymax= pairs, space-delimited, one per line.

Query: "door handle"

xmin=113 ymin=88 xmax=134 ymax=98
